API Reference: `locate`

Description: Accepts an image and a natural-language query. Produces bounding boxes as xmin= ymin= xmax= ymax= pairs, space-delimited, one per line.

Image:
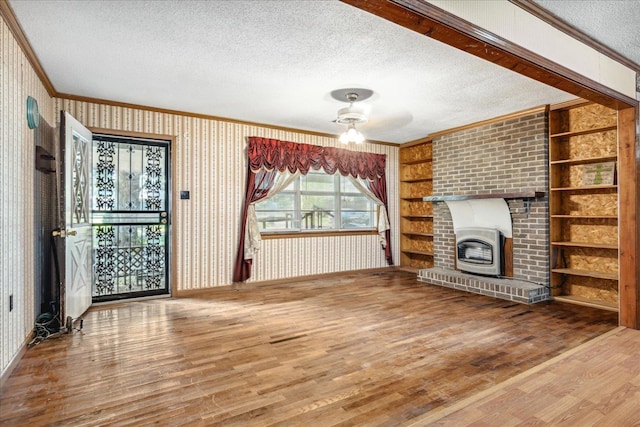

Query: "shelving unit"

xmin=399 ymin=140 xmax=434 ymax=272
xmin=549 ymin=100 xmax=619 ymax=311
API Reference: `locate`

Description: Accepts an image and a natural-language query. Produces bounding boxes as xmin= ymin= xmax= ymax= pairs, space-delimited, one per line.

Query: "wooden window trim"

xmin=261 ymin=230 xmax=378 ymax=239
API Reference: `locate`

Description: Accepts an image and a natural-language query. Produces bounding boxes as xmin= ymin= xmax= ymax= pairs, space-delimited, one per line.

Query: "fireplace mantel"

xmin=423 ymin=191 xmax=545 ymax=202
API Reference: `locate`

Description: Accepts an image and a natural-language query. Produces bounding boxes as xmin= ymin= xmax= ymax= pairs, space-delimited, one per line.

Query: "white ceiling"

xmin=8 ymin=0 xmax=636 ymax=144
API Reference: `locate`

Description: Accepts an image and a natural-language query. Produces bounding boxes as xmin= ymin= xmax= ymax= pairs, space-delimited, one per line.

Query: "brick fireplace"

xmin=418 ymin=111 xmax=551 ymax=304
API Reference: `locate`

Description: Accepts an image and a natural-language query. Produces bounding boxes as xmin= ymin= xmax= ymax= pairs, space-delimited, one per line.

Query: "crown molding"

xmin=400 ymin=137 xmax=432 ymax=149
xmin=427 ymin=105 xmax=547 ymax=140
xmin=402 ymin=105 xmax=552 ymax=145
xmin=58 ymin=93 xmax=398 ymax=147
xmin=548 ymin=98 xmax=592 ymax=111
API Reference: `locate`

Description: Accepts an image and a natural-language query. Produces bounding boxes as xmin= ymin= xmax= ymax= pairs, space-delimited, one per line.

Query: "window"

xmin=255 ymin=170 xmax=377 ymax=232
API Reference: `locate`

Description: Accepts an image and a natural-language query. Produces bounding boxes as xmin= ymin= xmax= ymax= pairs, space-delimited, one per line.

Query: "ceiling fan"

xmin=330 ymin=88 xmax=373 ymax=144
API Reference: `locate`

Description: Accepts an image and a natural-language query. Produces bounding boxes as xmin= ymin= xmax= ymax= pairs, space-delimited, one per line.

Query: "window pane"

xmin=340 ymin=178 xmax=361 ymax=193
xmin=342 ymin=195 xmax=376 ymax=228
xmin=301 ymin=194 xmax=334 ymax=211
xmin=254 ymin=170 xmax=380 ymax=232
xmin=301 ymin=171 xmax=334 ymax=192
xmin=256 ymin=211 xmax=295 ymax=230
xmin=341 ymin=195 xmax=372 ymax=211
xmin=255 ymin=192 xmax=295 ymax=230
xmin=301 ymin=195 xmax=335 ymax=229
xmin=341 ymin=211 xmax=374 ymax=229
xmin=259 ymin=192 xmax=294 ymax=210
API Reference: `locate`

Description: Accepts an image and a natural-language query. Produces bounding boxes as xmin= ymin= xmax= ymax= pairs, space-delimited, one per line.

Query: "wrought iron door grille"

xmin=93 ymin=225 xmax=166 ymax=296
xmin=91 ymin=136 xmax=170 ymax=301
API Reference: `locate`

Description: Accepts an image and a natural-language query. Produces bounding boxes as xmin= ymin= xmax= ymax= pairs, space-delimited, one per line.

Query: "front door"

xmin=60 ymin=111 xmax=93 ymax=322
xmin=91 ymin=134 xmax=170 ymax=302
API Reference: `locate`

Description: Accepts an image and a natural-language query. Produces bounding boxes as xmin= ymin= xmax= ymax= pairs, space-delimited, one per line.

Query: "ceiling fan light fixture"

xmin=332 ymin=88 xmax=372 ymax=144
xmin=335 ymin=105 xmax=368 ymax=125
xmin=339 ymin=123 xmax=365 ymax=145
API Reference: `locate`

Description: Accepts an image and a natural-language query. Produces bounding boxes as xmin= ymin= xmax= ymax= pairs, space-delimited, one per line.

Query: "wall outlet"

xmin=9 ymin=294 xmax=13 ymax=312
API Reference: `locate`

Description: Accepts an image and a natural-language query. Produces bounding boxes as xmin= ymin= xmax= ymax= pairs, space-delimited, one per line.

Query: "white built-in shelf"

xmin=551 ymin=241 xmax=618 ymax=250
xmin=550 ymin=125 xmax=617 ymax=139
xmin=550 ymin=155 xmax=617 ymax=166
xmin=552 ymin=268 xmax=618 ymax=281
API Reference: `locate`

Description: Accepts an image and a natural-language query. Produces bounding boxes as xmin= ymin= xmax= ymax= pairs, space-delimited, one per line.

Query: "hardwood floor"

xmin=412 ymin=326 xmax=640 ymax=426
xmin=0 ymin=270 xmax=618 ymax=426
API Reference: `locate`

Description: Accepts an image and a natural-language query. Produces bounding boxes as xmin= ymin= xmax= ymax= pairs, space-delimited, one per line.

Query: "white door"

xmin=61 ymin=111 xmax=93 ymax=321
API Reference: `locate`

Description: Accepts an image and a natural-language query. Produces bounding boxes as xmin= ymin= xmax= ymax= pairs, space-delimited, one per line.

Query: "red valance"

xmin=234 ymin=136 xmax=393 ymax=282
xmin=247 ymin=137 xmax=386 ymax=180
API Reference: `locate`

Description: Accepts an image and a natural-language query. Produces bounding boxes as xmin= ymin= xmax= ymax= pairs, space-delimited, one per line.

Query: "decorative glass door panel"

xmin=91 ymin=135 xmax=170 ymax=301
xmin=61 ymin=111 xmax=93 ymax=320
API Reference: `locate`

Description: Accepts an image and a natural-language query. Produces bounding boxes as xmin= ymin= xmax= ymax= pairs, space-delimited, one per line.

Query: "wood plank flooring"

xmin=0 ymin=270 xmax=618 ymax=426
xmin=412 ymin=326 xmax=640 ymax=426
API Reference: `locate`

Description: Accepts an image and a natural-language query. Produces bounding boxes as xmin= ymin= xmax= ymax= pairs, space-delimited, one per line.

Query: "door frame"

xmin=89 ymin=128 xmax=177 ymax=298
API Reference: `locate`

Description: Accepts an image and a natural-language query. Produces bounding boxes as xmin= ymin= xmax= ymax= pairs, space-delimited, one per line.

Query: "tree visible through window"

xmin=255 ymin=170 xmax=377 ymax=232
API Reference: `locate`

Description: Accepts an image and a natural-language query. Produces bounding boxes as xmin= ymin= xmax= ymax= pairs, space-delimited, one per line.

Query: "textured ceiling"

xmin=532 ymin=0 xmax=640 ymax=67
xmin=10 ymin=0 xmax=626 ymax=144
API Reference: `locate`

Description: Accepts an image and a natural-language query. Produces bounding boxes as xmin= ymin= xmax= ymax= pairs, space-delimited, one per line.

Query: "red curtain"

xmin=367 ymin=174 xmax=393 ymax=265
xmin=233 ymin=137 xmax=392 ymax=282
xmin=232 ymin=168 xmax=279 ymax=282
xmin=248 ymin=137 xmax=386 ymax=179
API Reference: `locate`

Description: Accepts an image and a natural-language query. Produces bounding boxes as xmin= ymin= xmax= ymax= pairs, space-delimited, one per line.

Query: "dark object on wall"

xmin=35 ymin=145 xmax=55 ymax=173
xmin=180 ymin=191 xmax=190 ymax=200
xmin=34 ymin=118 xmax=57 ymax=316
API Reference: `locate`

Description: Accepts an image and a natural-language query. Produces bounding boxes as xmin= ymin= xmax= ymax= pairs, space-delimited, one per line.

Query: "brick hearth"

xmin=418 ymin=267 xmax=549 ymax=304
